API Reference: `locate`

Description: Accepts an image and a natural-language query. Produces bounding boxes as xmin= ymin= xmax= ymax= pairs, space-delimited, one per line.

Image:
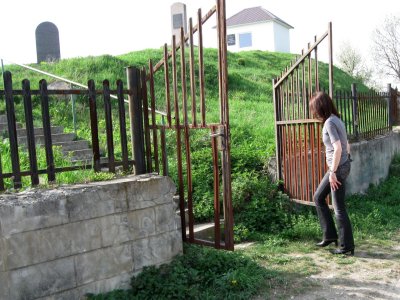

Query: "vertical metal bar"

xmin=39 ymin=79 xmax=55 ymax=183
xmin=273 ymin=79 xmax=283 ymax=186
xmin=103 ymin=80 xmax=115 ymax=173
xmin=298 ymin=124 xmax=304 ymax=201
xmin=180 ymin=27 xmax=194 ymax=243
xmin=310 ymin=123 xmax=316 ymax=197
xmin=22 ymin=79 xmax=39 ymax=186
xmin=3 ymin=71 xmax=22 ymax=188
xmin=198 ymin=8 xmax=206 ymax=127
xmin=172 ymin=35 xmax=186 ymax=242
xmin=180 ymin=27 xmax=189 ymax=127
xmin=281 ymin=124 xmax=287 ymax=193
xmin=302 ymin=58 xmax=307 ymax=118
xmin=304 ymin=125 xmax=310 ymax=202
xmin=127 ymin=67 xmax=146 ymax=175
xmin=292 ymin=124 xmax=299 ymax=199
xmin=188 ymin=17 xmax=197 ymax=127
xmin=307 ymin=43 xmax=312 ymax=99
xmin=351 ymin=83 xmax=359 ymax=140
xmin=141 ymin=68 xmax=152 ymax=173
xmin=88 ymin=79 xmax=101 ymax=172
xmin=287 ymin=124 xmax=293 ymax=196
xmin=328 ymin=22 xmax=334 ymax=99
xmin=387 ymin=84 xmax=393 ymax=130
xmin=211 ymin=126 xmax=221 ymax=248
xmin=314 ymin=35 xmax=319 ymax=91
xmin=336 ymin=90 xmax=341 ymax=120
xmin=217 ymin=0 xmax=234 ymax=250
xmin=359 ymin=92 xmax=364 ymax=138
xmin=116 ymin=80 xmax=129 ymax=172
xmin=148 ymin=60 xmax=160 ymax=173
xmin=316 ymin=123 xmax=322 ymax=184
xmin=160 ymin=116 xmax=168 ymax=176
xmin=296 ymin=67 xmax=301 ymax=118
xmin=163 ymin=44 xmax=172 ymax=127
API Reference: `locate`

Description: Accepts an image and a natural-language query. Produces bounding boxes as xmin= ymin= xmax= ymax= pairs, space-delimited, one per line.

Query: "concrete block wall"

xmin=346 ymin=131 xmax=400 ymax=195
xmin=0 ymin=174 xmax=182 ymax=300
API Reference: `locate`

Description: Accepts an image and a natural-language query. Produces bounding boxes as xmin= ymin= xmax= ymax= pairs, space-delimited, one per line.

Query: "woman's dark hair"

xmin=309 ymin=91 xmax=340 ymax=122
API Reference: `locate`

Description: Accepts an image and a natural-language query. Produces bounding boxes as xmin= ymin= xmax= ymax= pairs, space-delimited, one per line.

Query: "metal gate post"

xmin=126 ymin=66 xmax=146 ymax=175
xmin=217 ymin=0 xmax=234 ymax=250
xmin=273 ymin=79 xmax=283 ymax=189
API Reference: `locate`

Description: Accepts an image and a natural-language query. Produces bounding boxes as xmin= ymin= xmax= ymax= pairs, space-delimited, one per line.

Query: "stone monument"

xmin=171 ymin=2 xmax=187 ymax=45
xmin=35 ymin=21 xmax=61 ymax=63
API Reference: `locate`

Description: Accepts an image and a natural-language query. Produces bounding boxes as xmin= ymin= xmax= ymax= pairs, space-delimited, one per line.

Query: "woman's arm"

xmin=329 ymin=140 xmax=342 ymax=191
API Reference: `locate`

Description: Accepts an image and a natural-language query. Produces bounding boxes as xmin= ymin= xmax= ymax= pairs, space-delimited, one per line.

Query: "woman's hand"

xmin=329 ymin=172 xmax=341 ymax=191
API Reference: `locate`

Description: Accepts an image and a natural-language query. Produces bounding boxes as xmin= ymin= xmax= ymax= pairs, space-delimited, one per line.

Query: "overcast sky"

xmin=1 ymin=0 xmax=399 ymax=86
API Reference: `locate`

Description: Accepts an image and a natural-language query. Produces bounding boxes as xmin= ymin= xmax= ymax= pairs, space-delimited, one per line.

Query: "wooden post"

xmin=126 ymin=67 xmax=146 ymax=175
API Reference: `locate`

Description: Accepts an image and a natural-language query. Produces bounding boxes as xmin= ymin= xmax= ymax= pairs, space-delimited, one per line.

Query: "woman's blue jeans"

xmin=313 ymin=160 xmax=354 ymax=250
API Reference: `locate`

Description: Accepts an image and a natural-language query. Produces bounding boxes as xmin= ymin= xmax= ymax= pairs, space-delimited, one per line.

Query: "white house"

xmin=225 ymin=7 xmax=293 ymax=53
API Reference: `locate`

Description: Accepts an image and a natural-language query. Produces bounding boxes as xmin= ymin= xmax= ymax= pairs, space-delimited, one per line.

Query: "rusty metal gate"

xmin=273 ymin=23 xmax=334 ymax=205
xmin=136 ymin=0 xmax=234 ymax=249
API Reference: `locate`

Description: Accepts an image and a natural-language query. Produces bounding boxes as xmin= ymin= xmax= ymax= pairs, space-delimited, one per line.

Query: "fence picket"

xmin=3 ymin=71 xmax=22 ymax=188
xmin=22 ymin=79 xmax=39 ymax=185
xmin=148 ymin=60 xmax=159 ymax=173
xmin=39 ymin=79 xmax=55 ymax=182
xmin=88 ymin=80 xmax=101 ymax=172
xmin=140 ymin=68 xmax=152 ymax=173
xmin=116 ymin=80 xmax=129 ymax=172
xmin=103 ymin=80 xmax=115 ymax=173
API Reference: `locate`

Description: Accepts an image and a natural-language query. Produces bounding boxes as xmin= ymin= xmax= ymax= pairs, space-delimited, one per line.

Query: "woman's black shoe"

xmin=315 ymin=240 xmax=338 ymax=247
xmin=330 ymin=248 xmax=354 ymax=256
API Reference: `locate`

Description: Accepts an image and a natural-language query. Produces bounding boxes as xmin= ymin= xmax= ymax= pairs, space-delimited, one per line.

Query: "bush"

xmin=235 ymin=190 xmax=292 ymax=236
xmin=87 ymin=244 xmax=270 ymax=300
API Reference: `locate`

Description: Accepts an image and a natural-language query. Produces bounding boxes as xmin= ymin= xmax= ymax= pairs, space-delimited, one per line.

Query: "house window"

xmin=227 ymin=34 xmax=236 ymax=46
xmin=239 ymin=33 xmax=252 ymax=48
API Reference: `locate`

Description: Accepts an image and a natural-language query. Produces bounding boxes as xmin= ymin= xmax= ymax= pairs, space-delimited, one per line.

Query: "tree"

xmin=336 ymin=41 xmax=372 ymax=85
xmin=372 ymin=15 xmax=400 ymax=82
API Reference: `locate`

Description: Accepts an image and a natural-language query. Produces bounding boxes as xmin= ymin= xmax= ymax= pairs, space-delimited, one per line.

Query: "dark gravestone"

xmin=35 ymin=22 xmax=61 ymax=63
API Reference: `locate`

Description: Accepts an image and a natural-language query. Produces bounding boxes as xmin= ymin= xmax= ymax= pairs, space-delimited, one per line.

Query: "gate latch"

xmin=210 ymin=125 xmax=225 ymax=150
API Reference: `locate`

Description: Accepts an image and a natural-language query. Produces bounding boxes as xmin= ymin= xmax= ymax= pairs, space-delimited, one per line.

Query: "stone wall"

xmin=346 ymin=131 xmax=400 ymax=195
xmin=0 ymin=174 xmax=182 ymax=300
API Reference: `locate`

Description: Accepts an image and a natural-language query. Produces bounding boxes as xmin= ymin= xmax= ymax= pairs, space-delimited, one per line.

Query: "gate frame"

xmin=142 ymin=0 xmax=234 ymax=250
xmin=273 ymin=23 xmax=334 ymax=205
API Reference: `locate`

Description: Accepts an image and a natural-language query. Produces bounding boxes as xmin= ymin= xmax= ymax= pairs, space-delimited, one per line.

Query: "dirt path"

xmin=290 ymin=240 xmax=400 ymax=300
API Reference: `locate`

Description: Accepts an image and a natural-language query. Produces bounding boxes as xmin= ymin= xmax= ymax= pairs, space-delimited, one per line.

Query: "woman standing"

xmin=309 ymin=91 xmax=354 ymax=255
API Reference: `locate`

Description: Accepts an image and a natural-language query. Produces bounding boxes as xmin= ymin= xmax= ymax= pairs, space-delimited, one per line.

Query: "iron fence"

xmin=0 ymin=70 xmax=144 ymax=190
xmin=334 ymin=83 xmax=398 ymax=141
